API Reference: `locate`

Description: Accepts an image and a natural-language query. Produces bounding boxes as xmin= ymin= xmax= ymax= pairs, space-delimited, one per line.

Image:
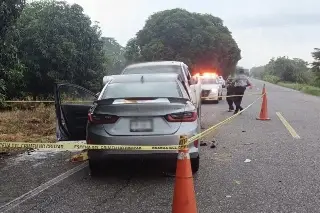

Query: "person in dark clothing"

xmin=233 ymin=69 xmax=252 ymax=114
xmin=226 ymin=76 xmax=235 ymax=112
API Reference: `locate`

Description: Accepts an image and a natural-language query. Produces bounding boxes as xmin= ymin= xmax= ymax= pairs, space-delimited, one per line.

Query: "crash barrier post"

xmin=256 ymin=84 xmax=270 ymax=120
xmin=172 ymin=136 xmax=198 ymax=213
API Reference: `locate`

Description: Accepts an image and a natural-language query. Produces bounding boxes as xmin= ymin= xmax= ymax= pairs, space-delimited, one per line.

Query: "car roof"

xmin=124 ymin=61 xmax=184 ymax=69
xmin=108 ymin=73 xmax=180 ymax=83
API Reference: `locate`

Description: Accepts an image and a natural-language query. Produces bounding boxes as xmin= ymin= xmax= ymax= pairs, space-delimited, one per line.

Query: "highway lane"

xmin=1 ymin=78 xmax=320 ymax=213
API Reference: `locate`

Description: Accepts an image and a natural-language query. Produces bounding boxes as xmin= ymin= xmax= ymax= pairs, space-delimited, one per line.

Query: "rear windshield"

xmin=123 ymin=65 xmax=181 ymax=75
xmin=101 ymin=82 xmax=183 ymax=99
xmin=200 ymin=78 xmax=219 ymax=84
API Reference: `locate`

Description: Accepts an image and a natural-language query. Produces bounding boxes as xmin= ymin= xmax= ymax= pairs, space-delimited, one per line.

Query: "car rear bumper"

xmin=87 ymin=132 xmax=199 ymax=161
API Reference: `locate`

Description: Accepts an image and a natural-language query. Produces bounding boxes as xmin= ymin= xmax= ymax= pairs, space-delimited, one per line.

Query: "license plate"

xmin=130 ymin=119 xmax=153 ymax=132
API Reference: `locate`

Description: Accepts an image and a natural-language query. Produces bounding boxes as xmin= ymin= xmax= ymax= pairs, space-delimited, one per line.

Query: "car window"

xmin=101 ymin=81 xmax=183 ymax=99
xmin=122 ymin=65 xmax=187 ymax=83
xmin=200 ymin=78 xmax=219 ymax=84
xmin=58 ymin=84 xmax=96 ymax=105
xmin=123 ymin=65 xmax=181 ymax=75
xmin=176 ymin=80 xmax=190 ymax=99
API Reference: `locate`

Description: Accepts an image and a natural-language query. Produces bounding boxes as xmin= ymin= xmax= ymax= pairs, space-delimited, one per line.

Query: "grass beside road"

xmin=258 ymin=75 xmax=320 ymax=96
xmin=0 ymin=104 xmax=56 ymax=154
xmin=277 ymin=82 xmax=320 ymax=96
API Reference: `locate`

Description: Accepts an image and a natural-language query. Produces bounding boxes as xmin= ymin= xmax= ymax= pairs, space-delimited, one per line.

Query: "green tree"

xmin=0 ymin=0 xmax=26 ymax=101
xmin=0 ymin=0 xmax=25 ymax=40
xmin=124 ymin=9 xmax=241 ymax=77
xmin=265 ymin=56 xmax=309 ymax=83
xmin=250 ymin=66 xmax=266 ymax=79
xmin=311 ymin=48 xmax=320 ymax=75
xmin=124 ymin=38 xmax=142 ymax=64
xmin=101 ymin=37 xmax=126 ymax=75
xmin=15 ymin=0 xmax=106 ymax=99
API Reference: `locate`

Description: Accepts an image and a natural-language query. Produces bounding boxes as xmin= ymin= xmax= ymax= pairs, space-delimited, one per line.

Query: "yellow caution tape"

xmin=218 ymin=93 xmax=261 ymax=98
xmin=0 ymin=95 xmax=264 ymax=151
xmin=0 ymin=141 xmax=189 ymax=151
xmin=189 ymin=94 xmax=264 ymax=142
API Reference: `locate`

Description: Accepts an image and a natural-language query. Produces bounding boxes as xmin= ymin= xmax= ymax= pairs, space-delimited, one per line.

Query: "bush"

xmin=278 ymin=82 xmax=320 ymax=96
xmin=262 ymin=75 xmax=280 ymax=84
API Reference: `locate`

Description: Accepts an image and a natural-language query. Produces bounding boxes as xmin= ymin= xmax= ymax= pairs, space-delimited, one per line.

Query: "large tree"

xmin=0 ymin=0 xmax=26 ymax=101
xmin=15 ymin=0 xmax=106 ymax=99
xmin=311 ymin=48 xmax=320 ymax=74
xmin=102 ymin=37 xmax=126 ymax=75
xmin=265 ymin=56 xmax=309 ymax=83
xmin=124 ymin=9 xmax=241 ymax=77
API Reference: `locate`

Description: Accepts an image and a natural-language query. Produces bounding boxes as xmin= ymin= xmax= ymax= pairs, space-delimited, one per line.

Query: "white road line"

xmin=276 ymin=112 xmax=301 ymax=139
xmin=0 ymin=163 xmax=87 ymax=213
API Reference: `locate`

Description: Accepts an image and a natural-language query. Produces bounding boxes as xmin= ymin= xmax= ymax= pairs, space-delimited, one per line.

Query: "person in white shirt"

xmin=232 ymin=69 xmax=252 ymax=114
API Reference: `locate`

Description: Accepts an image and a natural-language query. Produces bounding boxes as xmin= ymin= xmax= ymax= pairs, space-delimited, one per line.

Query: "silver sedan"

xmin=54 ymin=73 xmax=200 ymax=175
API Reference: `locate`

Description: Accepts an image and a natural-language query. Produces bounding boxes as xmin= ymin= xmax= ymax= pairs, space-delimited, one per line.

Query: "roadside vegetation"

xmin=0 ymin=0 xmax=241 ymax=153
xmin=250 ymin=51 xmax=320 ymax=96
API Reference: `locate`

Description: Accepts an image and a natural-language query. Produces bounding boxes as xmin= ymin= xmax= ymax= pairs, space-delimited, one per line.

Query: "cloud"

xmin=230 ymin=13 xmax=320 ymax=29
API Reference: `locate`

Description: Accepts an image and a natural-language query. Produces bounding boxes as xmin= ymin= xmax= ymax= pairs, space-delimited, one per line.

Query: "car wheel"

xmin=191 ymin=156 xmax=200 ymax=174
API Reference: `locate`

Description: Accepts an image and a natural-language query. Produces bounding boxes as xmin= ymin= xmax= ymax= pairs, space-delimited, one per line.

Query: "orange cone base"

xmin=172 ymin=151 xmax=198 ymax=213
xmin=172 ymin=177 xmax=197 ymax=213
xmin=256 ymin=117 xmax=271 ymax=120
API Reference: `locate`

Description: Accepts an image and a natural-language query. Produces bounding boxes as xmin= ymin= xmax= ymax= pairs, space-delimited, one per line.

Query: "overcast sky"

xmin=65 ymin=0 xmax=320 ymax=68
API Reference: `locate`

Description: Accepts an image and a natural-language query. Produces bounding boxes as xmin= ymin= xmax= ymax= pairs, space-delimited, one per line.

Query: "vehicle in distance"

xmin=218 ymin=76 xmax=226 ymax=88
xmin=198 ymin=74 xmax=223 ymax=103
xmin=121 ymin=61 xmax=201 ymax=116
xmin=54 ymin=73 xmax=200 ymax=174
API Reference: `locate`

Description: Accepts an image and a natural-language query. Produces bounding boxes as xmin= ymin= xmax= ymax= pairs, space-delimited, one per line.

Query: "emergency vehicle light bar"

xmin=193 ymin=72 xmax=218 ymax=78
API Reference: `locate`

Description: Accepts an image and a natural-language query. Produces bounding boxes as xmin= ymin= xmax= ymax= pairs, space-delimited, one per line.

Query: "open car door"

xmin=54 ymin=83 xmax=98 ymax=141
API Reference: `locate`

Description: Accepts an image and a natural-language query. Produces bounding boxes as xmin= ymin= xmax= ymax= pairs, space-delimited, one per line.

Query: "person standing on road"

xmin=226 ymin=75 xmax=235 ymax=112
xmin=233 ymin=69 xmax=252 ymax=114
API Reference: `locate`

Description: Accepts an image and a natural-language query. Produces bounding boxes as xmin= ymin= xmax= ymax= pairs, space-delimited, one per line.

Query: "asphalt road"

xmin=1 ymin=79 xmax=320 ymax=213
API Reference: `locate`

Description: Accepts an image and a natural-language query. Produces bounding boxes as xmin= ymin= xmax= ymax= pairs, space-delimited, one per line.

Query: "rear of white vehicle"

xmin=200 ymin=76 xmax=223 ymax=103
xmin=121 ymin=61 xmax=201 ymax=118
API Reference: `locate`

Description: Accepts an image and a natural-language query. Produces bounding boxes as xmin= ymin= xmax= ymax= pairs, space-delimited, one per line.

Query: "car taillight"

xmin=88 ymin=113 xmax=119 ymax=124
xmin=165 ymin=111 xmax=197 ymax=122
xmin=193 ymin=139 xmax=199 ymax=148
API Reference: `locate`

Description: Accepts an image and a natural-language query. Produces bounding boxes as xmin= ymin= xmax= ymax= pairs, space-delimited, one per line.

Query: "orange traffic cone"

xmin=172 ymin=136 xmax=198 ymax=213
xmin=256 ymin=84 xmax=271 ymax=120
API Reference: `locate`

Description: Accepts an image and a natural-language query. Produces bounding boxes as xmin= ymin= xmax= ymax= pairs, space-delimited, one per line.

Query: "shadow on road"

xmin=86 ymin=159 xmax=177 ymax=181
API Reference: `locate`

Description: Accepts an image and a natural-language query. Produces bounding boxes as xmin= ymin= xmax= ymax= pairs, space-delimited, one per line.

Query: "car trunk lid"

xmin=93 ymin=98 xmax=189 ymax=136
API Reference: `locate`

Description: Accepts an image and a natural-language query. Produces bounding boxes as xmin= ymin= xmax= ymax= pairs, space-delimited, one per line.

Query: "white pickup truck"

xmin=103 ymin=61 xmax=202 ymax=119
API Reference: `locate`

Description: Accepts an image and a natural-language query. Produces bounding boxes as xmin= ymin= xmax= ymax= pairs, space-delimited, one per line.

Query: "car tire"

xmin=191 ymin=156 xmax=200 ymax=174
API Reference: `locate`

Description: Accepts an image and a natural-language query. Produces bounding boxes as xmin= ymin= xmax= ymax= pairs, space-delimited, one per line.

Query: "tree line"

xmin=250 ymin=49 xmax=320 ymax=88
xmin=0 ymin=0 xmax=241 ymax=103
